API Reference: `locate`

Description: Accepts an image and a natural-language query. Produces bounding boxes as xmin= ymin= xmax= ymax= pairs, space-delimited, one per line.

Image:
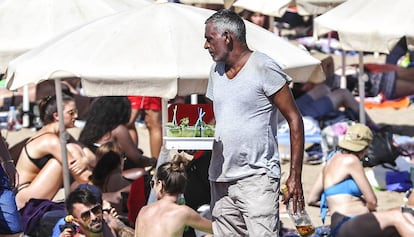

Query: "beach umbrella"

xmin=5 ymin=2 xmax=324 ymax=97
xmin=232 ymin=0 xmax=346 ymax=17
xmin=0 ymin=0 xmax=152 ymax=128
xmin=179 ymin=0 xmax=235 ymax=9
xmin=0 ymin=0 xmax=152 ymax=72
xmin=4 ymin=2 xmax=323 ymax=197
xmin=0 ymin=0 xmax=152 ymax=198
xmin=314 ymin=0 xmax=414 ymax=124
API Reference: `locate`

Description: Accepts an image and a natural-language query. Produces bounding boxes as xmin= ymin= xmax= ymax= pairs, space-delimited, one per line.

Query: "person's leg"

xmin=127 ymin=96 xmax=144 ymax=146
xmin=396 ymin=67 xmax=414 ymax=82
xmin=231 ymin=174 xmax=280 ymax=236
xmin=327 ymin=88 xmax=378 ymax=128
xmin=144 ymin=109 xmax=162 ymax=158
xmin=210 ymin=181 xmax=248 ymax=236
xmin=394 ymin=80 xmax=414 ymax=99
xmin=332 ymin=209 xmax=413 ymax=237
xmin=126 ymin=108 xmax=139 ymax=146
xmin=15 ymin=160 xmax=62 ymax=209
xmin=327 ymin=88 xmax=358 ymax=111
xmin=373 ymin=208 xmax=414 ymax=237
xmin=306 ymin=83 xmax=331 ymax=100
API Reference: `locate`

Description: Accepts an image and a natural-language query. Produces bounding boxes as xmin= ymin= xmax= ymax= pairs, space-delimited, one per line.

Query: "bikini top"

xmin=320 ymin=149 xmax=363 ymax=224
xmin=24 ymin=133 xmax=56 ymax=170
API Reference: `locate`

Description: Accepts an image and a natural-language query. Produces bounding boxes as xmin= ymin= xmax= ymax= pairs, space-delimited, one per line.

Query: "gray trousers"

xmin=210 ymin=174 xmax=280 ymax=237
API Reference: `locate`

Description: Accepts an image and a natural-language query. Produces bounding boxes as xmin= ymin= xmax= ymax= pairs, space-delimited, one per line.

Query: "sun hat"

xmin=338 ymin=123 xmax=373 ymax=152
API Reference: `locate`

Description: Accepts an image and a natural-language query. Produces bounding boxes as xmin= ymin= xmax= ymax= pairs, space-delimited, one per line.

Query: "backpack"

xmin=363 ymin=129 xmax=405 ymax=167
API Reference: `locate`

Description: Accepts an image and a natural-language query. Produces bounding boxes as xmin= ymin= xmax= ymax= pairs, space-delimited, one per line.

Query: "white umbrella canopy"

xmin=296 ymin=0 xmax=346 ymax=16
xmin=179 ymin=0 xmax=235 ymax=9
xmin=0 ymin=0 xmax=152 ymax=72
xmin=232 ymin=0 xmax=345 ymax=17
xmin=233 ymin=0 xmax=291 ymax=17
xmin=314 ymin=0 xmax=414 ymax=54
xmin=0 ymin=0 xmax=152 ymax=199
xmin=5 ymin=2 xmax=324 ymax=98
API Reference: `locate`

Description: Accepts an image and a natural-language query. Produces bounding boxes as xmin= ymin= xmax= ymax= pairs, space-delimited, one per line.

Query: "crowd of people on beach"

xmin=1 ymin=3 xmax=414 ymax=237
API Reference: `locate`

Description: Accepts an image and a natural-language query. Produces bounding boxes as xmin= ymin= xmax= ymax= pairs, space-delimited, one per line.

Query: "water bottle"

xmin=281 ymin=184 xmax=315 ymax=237
xmin=177 ymin=193 xmax=189 ymax=231
xmin=7 ymin=106 xmax=20 ymax=131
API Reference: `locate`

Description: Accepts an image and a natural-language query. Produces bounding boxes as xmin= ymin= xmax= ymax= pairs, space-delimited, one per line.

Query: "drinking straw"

xmin=172 ymin=105 xmax=178 ymax=126
xmin=194 ymin=107 xmax=206 ymax=129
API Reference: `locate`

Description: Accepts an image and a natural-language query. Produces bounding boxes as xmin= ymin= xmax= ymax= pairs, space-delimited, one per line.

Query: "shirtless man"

xmin=59 ymin=187 xmax=134 ymax=237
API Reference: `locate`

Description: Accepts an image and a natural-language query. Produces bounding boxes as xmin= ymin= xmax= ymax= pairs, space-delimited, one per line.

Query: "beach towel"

xmin=19 ymin=198 xmax=65 ymax=236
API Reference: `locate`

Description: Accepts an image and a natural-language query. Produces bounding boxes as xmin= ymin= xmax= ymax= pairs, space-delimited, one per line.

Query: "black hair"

xmin=66 ymin=187 xmax=99 ymax=215
xmin=78 ymin=96 xmax=131 ymax=147
xmin=89 ymin=150 xmax=122 ymax=191
xmin=38 ymin=94 xmax=74 ymax=125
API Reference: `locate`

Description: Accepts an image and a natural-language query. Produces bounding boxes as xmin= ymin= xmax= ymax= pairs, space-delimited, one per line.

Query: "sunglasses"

xmin=80 ymin=204 xmax=102 ymax=222
xmin=150 ymin=179 xmax=155 ymax=189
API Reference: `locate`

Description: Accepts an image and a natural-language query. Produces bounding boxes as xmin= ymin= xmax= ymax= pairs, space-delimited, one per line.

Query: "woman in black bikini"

xmin=14 ymin=94 xmax=94 ymax=209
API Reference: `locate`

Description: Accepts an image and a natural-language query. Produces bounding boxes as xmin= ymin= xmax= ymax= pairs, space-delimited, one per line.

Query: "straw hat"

xmin=338 ymin=124 xmax=373 ymax=152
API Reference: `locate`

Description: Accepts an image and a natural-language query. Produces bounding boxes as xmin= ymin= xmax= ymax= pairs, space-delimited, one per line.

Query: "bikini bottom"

xmin=14 ymin=182 xmax=31 ymax=195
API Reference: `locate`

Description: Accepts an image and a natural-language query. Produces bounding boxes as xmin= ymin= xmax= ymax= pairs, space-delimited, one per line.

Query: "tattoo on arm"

xmin=108 ymin=217 xmax=134 ymax=237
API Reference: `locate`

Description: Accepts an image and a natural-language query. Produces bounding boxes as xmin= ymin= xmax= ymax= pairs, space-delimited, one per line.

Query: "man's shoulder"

xmin=251 ymin=51 xmax=280 ymax=67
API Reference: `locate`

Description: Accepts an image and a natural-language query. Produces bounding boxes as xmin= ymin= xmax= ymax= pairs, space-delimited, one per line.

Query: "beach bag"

xmin=363 ymin=130 xmax=403 ymax=167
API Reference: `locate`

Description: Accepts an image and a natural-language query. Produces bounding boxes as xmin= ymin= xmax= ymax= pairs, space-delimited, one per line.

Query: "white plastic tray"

xmin=163 ymin=137 xmax=214 ymax=150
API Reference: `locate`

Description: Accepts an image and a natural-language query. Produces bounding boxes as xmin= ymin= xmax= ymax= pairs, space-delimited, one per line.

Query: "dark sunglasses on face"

xmin=80 ymin=204 xmax=102 ymax=222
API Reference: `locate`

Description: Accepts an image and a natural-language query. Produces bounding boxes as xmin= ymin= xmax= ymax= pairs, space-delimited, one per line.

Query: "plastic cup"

xmin=181 ymin=126 xmax=197 ymax=137
xmin=167 ymin=126 xmax=181 ymax=137
xmin=201 ymin=126 xmax=215 ymax=137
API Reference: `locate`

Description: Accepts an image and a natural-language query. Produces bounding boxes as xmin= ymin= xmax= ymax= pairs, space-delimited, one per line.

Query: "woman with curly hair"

xmin=78 ymin=96 xmax=156 ymax=169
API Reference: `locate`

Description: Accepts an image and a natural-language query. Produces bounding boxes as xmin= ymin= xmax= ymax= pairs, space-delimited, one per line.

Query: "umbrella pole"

xmin=55 ymin=79 xmax=71 ymax=198
xmin=341 ymin=50 xmax=347 ymax=89
xmin=161 ymin=98 xmax=168 ymax=142
xmin=22 ymin=85 xmax=30 ymax=127
xmin=358 ymin=51 xmax=366 ymax=125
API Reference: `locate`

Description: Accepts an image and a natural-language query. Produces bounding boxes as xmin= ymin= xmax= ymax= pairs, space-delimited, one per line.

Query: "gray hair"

xmin=205 ymin=9 xmax=246 ymax=43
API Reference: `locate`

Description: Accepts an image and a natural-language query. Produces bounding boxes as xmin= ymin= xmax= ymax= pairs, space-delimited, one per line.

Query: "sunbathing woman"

xmin=309 ymin=124 xmax=414 ymax=237
xmin=78 ymin=96 xmax=156 ymax=170
xmin=135 ymin=153 xmax=213 ymax=237
xmin=14 ymin=94 xmax=94 ymax=209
